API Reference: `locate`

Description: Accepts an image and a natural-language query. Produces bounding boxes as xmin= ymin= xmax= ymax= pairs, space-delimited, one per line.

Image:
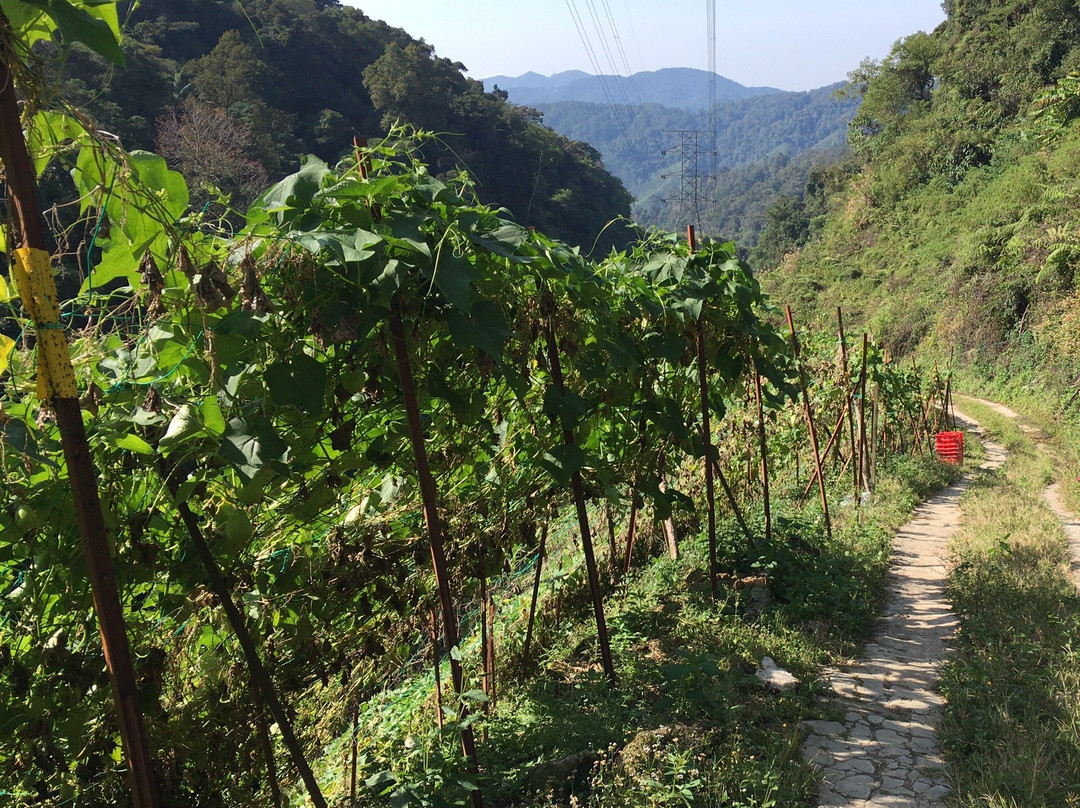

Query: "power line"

xmin=565 ymin=0 xmax=649 ymax=166
xmin=707 ymin=0 xmax=717 ymax=176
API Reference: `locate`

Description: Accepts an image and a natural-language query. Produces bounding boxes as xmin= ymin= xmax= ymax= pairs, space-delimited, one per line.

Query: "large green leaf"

xmin=539 ymin=444 xmax=585 ymax=486
xmin=445 ymin=301 xmax=509 ymax=359
xmin=220 ymin=417 xmax=289 ymax=482
xmin=18 ymin=0 xmax=124 ymax=65
xmin=258 ymin=156 xmax=329 ymax=224
xmin=265 ymin=354 xmax=327 ymax=416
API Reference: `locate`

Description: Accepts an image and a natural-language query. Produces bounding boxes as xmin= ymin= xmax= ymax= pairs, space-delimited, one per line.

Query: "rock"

xmin=755 ymin=657 xmax=799 ymax=691
xmin=527 ymin=750 xmax=598 ymax=798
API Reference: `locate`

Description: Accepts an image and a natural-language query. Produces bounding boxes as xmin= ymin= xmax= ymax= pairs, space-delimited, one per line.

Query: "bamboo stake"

xmin=622 ymin=495 xmax=640 ymax=574
xmin=837 ymin=308 xmax=858 ymax=495
xmin=543 ymin=320 xmax=617 ymax=688
xmin=605 ymin=502 xmax=621 ymax=580
xmin=709 ymin=455 xmax=754 ymax=546
xmin=696 ymin=322 xmax=719 ymax=597
xmin=799 ymin=388 xmax=855 ymax=504
xmin=171 ymin=497 xmax=328 ymax=808
xmin=0 ymin=44 xmax=160 ymax=808
xmin=786 ymin=307 xmax=832 ymax=538
xmin=478 ymin=555 xmax=492 ymax=741
xmin=753 ymin=365 xmax=772 ymax=544
xmin=350 ymin=700 xmax=359 ymax=804
xmin=657 ymin=453 xmax=680 ymax=561
xmin=857 ymin=335 xmax=869 ymax=495
xmin=522 ymin=517 xmax=547 ymax=673
xmin=253 ymin=687 xmax=282 ymax=808
xmin=430 ymin=608 xmax=444 ymax=729
xmin=388 ymin=301 xmax=483 ymax=806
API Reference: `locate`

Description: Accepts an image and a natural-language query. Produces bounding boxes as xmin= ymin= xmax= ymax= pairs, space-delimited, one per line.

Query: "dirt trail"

xmin=800 ymin=411 xmax=1007 ymax=807
xmin=963 ymin=395 xmax=1080 ymax=586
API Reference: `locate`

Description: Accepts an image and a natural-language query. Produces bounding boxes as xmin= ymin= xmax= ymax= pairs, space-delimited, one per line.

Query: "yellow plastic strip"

xmin=11 ymin=246 xmax=77 ymax=400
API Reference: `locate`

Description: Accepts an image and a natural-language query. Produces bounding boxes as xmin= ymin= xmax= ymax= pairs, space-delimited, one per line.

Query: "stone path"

xmin=801 ymin=410 xmax=1007 ymax=807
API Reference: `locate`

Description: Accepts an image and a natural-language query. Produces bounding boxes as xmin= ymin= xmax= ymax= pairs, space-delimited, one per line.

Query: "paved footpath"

xmin=801 ymin=414 xmax=1007 ymax=807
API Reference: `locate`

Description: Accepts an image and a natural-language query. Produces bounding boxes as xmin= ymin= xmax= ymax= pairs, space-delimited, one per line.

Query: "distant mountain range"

xmin=479 ymin=69 xmax=858 ymax=246
xmin=482 ymin=67 xmax=784 ymax=111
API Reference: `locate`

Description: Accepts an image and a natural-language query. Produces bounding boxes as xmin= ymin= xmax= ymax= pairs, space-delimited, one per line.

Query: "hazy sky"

xmin=343 ymin=1 xmax=947 ymax=91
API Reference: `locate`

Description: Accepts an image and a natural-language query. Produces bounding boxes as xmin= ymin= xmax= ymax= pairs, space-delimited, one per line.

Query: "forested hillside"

xmin=764 ymin=0 xmax=1080 ymax=406
xmin=55 ymin=0 xmax=634 ymax=251
xmin=531 ymin=85 xmax=855 ymax=246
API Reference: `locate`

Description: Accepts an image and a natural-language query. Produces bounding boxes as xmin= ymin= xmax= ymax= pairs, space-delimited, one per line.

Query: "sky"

xmin=343 ymin=1 xmax=947 ymax=92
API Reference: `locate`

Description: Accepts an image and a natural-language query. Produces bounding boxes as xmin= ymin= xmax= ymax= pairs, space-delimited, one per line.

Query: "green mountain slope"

xmin=531 ymin=86 xmax=855 ymax=245
xmin=764 ymin=0 xmax=1080 ymax=403
xmin=54 ymin=0 xmax=634 ymax=252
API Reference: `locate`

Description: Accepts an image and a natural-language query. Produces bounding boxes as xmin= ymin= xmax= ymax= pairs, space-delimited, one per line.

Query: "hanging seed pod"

xmin=139 ymin=251 xmax=167 ymax=318
xmin=239 ymin=255 xmax=274 ymax=313
xmin=193 ymin=260 xmax=234 ymax=311
xmin=139 ymin=250 xmax=164 ymax=296
xmin=176 ymin=244 xmax=195 ymax=279
xmin=332 ymin=314 xmax=359 ymax=343
xmin=310 ymin=311 xmax=326 ymax=348
xmin=79 ymin=382 xmax=103 ymax=417
xmin=142 ymin=386 xmax=162 ymax=415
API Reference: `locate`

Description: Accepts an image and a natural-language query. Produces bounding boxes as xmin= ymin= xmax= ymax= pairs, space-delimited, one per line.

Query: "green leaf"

xmin=114 ymin=433 xmax=153 ymax=454
xmin=0 ymin=333 xmax=13 ymax=376
xmin=128 ymin=150 xmax=189 ymax=221
xmin=258 ymin=155 xmax=328 ymax=223
xmin=200 ymin=397 xmax=226 ymax=437
xmin=19 ymin=0 xmax=125 ymax=65
xmin=220 ymin=416 xmax=289 ymax=482
xmin=539 ymin=444 xmax=585 ymax=486
xmin=429 ymin=252 xmax=476 ymax=312
xmin=27 ymin=110 xmax=88 ymax=177
xmin=158 ymin=404 xmax=203 ymax=451
xmin=445 ymin=301 xmax=510 ymax=359
xmin=265 ymin=354 xmax=326 ymax=415
xmin=542 ymin=385 xmax=588 ymax=430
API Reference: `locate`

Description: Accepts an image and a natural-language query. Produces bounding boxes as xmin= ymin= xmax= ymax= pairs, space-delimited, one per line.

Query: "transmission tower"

xmin=662 ymin=129 xmax=711 ymax=228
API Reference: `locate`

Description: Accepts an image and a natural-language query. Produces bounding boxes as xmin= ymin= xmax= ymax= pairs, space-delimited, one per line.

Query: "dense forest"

xmin=54 ymin=0 xmax=634 ymax=252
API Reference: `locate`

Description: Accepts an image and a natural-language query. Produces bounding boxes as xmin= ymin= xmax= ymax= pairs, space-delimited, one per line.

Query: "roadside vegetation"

xmin=942 ymin=400 xmax=1080 ymax=807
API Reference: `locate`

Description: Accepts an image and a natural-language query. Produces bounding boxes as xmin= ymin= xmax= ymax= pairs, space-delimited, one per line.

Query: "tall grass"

xmin=941 ymin=409 xmax=1080 ymax=807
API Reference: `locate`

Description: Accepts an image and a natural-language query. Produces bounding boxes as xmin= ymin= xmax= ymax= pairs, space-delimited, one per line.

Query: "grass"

xmin=940 ymin=404 xmax=1080 ymax=807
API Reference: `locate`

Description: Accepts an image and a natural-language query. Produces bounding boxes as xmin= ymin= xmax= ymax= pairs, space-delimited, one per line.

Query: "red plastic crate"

xmin=935 ymin=431 xmax=964 ymax=465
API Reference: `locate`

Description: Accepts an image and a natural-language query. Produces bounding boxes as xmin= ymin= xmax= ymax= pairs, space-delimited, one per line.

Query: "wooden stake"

xmin=0 ymin=41 xmax=159 ymax=808
xmin=753 ymin=365 xmax=772 ymax=544
xmin=543 ymin=320 xmax=617 ymax=688
xmin=786 ymin=307 xmax=831 ymax=538
xmin=388 ymin=300 xmax=484 ymax=806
